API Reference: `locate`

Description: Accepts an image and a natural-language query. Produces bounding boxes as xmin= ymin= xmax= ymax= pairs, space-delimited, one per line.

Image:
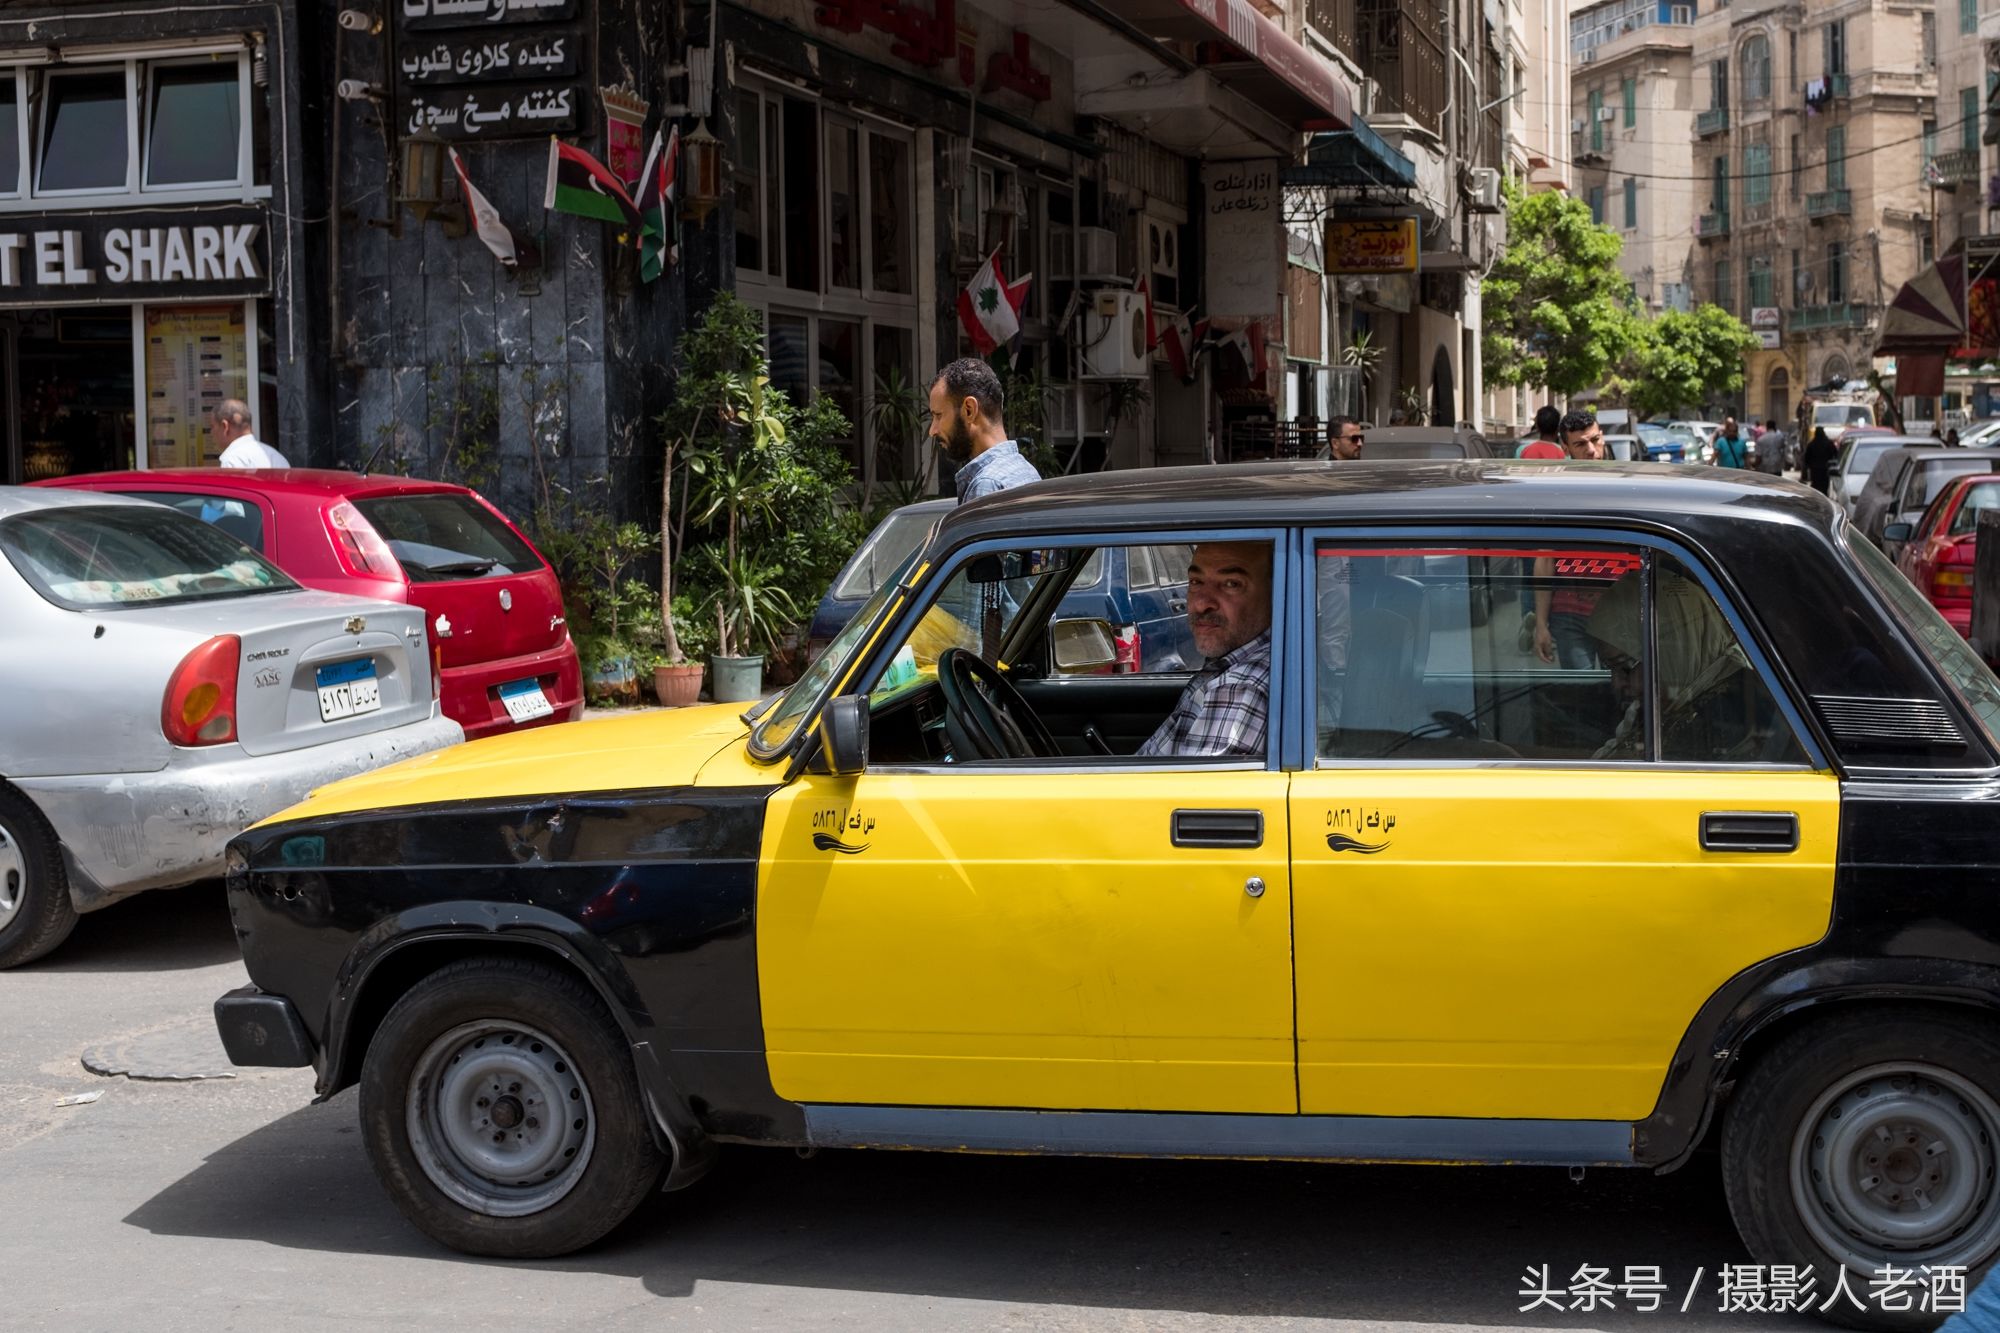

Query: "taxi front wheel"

xmin=358 ymin=956 xmax=667 ymax=1258
xmin=1721 ymin=1008 xmax=2000 ymax=1330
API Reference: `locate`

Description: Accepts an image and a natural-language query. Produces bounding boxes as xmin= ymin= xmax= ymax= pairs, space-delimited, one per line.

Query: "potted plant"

xmin=696 ymin=546 xmax=801 ymax=702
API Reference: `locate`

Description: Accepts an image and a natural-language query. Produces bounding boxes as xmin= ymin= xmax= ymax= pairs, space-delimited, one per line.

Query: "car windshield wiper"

xmin=405 ymin=556 xmax=496 ymax=577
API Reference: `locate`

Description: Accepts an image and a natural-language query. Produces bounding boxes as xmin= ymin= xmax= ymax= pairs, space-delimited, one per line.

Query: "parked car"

xmin=1850 ymin=444 xmax=2000 ymax=558
xmin=37 ymin=470 xmax=580 ymax=741
xmin=807 ymin=497 xmax=1198 ymax=672
xmin=0 ymin=488 xmax=461 ymax=967
xmin=1665 ymin=421 xmax=1719 ymax=464
xmin=1890 ymin=472 xmax=2000 ymax=637
xmin=1602 ymin=433 xmax=1640 ymax=462
xmin=1956 ymin=420 xmax=2000 ymax=449
xmin=1832 ymin=432 xmax=1906 ymax=516
xmin=1358 ymin=425 xmax=1493 ymax=459
xmin=220 ymin=460 xmax=2000 ymax=1308
xmin=1633 ymin=422 xmax=1680 ymax=459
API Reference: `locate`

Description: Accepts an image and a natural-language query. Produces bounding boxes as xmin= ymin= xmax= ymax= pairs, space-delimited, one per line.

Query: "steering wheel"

xmin=935 ymin=648 xmax=1058 ymax=760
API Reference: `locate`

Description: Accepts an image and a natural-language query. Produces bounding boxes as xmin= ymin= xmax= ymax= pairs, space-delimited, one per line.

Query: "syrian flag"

xmin=635 ymin=126 xmax=680 ymax=283
xmin=1216 ymin=320 xmax=1265 ymax=385
xmin=1161 ymin=309 xmax=1211 ymax=383
xmin=544 ymin=137 xmax=640 ymax=229
xmin=450 ymin=147 xmax=539 ymax=269
xmin=957 ymin=248 xmax=1032 ymax=355
xmin=1137 ymin=274 xmax=1159 ymax=351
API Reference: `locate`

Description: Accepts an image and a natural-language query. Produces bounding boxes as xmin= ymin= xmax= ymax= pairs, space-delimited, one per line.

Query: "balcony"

xmin=1804 ymin=72 xmax=1849 ymax=106
xmin=1696 ymin=107 xmax=1730 ymax=137
xmin=1806 ymin=188 xmax=1851 ymax=219
xmin=1304 ymin=0 xmax=1356 ymax=58
xmin=1933 ymin=148 xmax=1981 ymax=187
xmin=1696 ymin=211 xmax=1731 ymax=239
xmin=1356 ymin=0 xmax=1448 ymax=138
xmin=1793 ymin=302 xmax=1866 ymax=331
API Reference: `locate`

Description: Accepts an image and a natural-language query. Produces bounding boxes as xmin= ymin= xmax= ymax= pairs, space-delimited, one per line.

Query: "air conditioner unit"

xmin=1571 ymin=116 xmax=1587 ymax=133
xmin=1080 ymin=290 xmax=1150 ymax=379
xmin=1144 ymin=215 xmax=1179 ymax=279
xmin=1596 ymin=105 xmax=1618 ymax=121
xmin=1468 ymin=166 xmax=1503 ymax=211
xmin=1074 ymin=226 xmax=1120 ymax=280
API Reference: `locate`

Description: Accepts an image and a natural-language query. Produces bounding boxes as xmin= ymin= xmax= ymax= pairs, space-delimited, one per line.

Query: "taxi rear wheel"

xmin=359 ymin=956 xmax=666 ymax=1258
xmin=1722 ymin=1009 xmax=2000 ymax=1330
xmin=0 ymin=785 xmax=77 ymax=970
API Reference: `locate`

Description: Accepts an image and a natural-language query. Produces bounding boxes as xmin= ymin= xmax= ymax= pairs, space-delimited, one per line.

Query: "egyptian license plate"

xmin=499 ymin=677 xmax=555 ymax=724
xmin=316 ymin=657 xmax=381 ymax=723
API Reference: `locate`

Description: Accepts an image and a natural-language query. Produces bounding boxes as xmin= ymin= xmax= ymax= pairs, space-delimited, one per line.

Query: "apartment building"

xmin=1691 ymin=0 xmax=1934 ymax=423
xmin=1570 ymin=0 xmax=1700 ymax=317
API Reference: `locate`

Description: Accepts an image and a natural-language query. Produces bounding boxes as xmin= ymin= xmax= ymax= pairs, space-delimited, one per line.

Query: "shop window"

xmin=869 ymin=136 xmax=912 ymax=295
xmin=761 ymin=306 xmax=917 ymax=486
xmin=145 ymin=62 xmax=240 ymax=188
xmin=39 ymin=70 xmax=130 ymax=194
xmin=0 ymin=79 xmax=18 ymax=196
xmin=817 ymin=317 xmax=861 ymax=466
xmin=826 ymin=119 xmax=860 ymax=291
xmin=782 ymin=98 xmax=820 ymax=294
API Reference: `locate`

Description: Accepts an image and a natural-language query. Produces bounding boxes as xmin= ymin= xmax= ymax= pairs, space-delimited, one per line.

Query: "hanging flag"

xmin=450 ymin=147 xmax=539 ymax=270
xmin=1161 ymin=309 xmax=1211 ymax=383
xmin=634 ymin=125 xmax=680 ymax=283
xmin=1216 ymin=320 xmax=1265 ymax=384
xmin=956 ymin=247 xmax=1032 ymax=355
xmin=544 ymin=137 xmax=640 ymax=229
xmin=1136 ymin=273 xmax=1159 ymax=351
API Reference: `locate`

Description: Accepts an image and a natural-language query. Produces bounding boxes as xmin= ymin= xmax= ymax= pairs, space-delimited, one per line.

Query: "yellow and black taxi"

xmin=218 ymin=462 xmax=2000 ymax=1318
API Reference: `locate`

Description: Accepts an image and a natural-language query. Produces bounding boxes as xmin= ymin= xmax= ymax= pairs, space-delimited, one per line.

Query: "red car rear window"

xmin=352 ymin=493 xmax=541 ymax=583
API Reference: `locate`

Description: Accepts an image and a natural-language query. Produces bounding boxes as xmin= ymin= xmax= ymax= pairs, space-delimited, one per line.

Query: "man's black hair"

xmin=1533 ymin=404 xmax=1562 ymax=438
xmin=1559 ymin=409 xmax=1597 ymax=438
xmin=932 ymin=357 xmax=1006 ymax=420
xmin=1329 ymin=415 xmax=1360 ymax=436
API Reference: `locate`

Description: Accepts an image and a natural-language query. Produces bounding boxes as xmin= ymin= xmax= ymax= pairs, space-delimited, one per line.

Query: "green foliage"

xmin=865 ymin=364 xmax=927 ymax=499
xmin=1623 ymin=304 xmax=1760 ymax=418
xmin=1483 ymin=177 xmax=1641 ymax=398
xmin=995 ymin=353 xmax=1061 ymax=476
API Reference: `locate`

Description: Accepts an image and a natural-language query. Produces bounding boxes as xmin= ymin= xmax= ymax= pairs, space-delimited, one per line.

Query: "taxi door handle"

xmin=1700 ymin=811 xmax=1800 ymax=853
xmin=1172 ymin=809 xmax=1264 ymax=849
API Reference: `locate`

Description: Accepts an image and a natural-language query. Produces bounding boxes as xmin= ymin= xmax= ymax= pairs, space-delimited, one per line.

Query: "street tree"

xmin=1624 ymin=305 xmax=1760 ymax=419
xmin=1482 ymin=177 xmax=1640 ymax=399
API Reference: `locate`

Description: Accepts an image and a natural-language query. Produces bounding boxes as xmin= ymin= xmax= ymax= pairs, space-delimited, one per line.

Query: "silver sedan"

xmin=0 ymin=488 xmax=463 ymax=966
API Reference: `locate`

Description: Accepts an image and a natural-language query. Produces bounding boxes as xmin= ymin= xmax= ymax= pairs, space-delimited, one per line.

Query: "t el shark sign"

xmin=0 ymin=208 xmax=269 ymax=307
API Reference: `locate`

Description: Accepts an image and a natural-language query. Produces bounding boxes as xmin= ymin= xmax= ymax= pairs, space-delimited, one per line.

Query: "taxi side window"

xmin=1314 ymin=544 xmax=1805 ymax=765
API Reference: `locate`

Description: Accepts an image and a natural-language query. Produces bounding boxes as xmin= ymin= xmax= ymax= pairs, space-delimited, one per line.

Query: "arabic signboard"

xmin=398 ymin=32 xmax=579 ymax=85
xmin=1751 ymin=306 xmax=1781 ymax=328
xmin=393 ymin=0 xmax=588 ymax=140
xmin=1325 ymin=218 xmax=1419 ymax=274
xmin=0 ymin=207 xmax=268 ymax=307
xmin=400 ymin=0 xmax=579 ymax=30
xmin=1204 ymin=161 xmax=1283 ymax=323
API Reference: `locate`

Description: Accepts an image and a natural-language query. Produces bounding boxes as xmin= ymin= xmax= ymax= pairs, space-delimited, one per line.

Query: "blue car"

xmin=808 ymin=499 xmax=1198 ymax=672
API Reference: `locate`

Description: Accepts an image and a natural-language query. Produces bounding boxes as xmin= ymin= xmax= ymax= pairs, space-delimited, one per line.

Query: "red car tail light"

xmin=1114 ymin=624 xmax=1142 ymax=674
xmin=326 ymin=501 xmax=401 ymax=579
xmin=162 ymin=635 xmax=240 ymax=746
xmin=1932 ymin=537 xmax=1978 ymax=601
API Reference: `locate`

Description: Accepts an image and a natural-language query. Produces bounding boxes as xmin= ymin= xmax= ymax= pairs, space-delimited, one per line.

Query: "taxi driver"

xmin=1135 ymin=541 xmax=1273 ymax=759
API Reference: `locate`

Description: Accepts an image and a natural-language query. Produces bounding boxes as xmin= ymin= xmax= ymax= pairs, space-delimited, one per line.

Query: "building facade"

xmin=1690 ymin=0 xmax=1934 ymax=423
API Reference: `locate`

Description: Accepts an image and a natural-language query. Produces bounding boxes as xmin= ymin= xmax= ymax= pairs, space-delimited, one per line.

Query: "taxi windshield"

xmin=753 ymin=545 xmax=922 ymax=756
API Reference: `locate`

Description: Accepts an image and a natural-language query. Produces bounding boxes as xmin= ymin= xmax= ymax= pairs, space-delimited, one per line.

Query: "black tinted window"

xmin=353 ymin=493 xmax=541 ymax=582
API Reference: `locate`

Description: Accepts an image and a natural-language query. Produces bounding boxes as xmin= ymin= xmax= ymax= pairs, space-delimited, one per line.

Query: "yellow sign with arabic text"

xmin=1326 ymin=218 xmax=1419 ymax=275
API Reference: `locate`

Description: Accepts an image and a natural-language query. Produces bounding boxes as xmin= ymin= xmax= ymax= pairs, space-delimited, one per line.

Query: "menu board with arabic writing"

xmin=393 ymin=0 xmax=588 ymax=141
xmin=144 ymin=303 xmax=247 ymax=469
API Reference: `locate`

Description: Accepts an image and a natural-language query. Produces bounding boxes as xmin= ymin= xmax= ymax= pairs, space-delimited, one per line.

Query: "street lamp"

xmin=682 ymin=118 xmax=724 ymax=223
xmin=397 ymin=128 xmax=465 ymax=236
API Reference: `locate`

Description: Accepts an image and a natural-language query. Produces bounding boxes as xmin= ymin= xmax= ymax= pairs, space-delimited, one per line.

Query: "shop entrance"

xmin=5 ymin=307 xmax=136 ymax=482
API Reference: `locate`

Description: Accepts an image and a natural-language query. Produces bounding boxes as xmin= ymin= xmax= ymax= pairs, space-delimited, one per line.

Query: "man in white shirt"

xmin=211 ymin=399 xmax=288 ymax=468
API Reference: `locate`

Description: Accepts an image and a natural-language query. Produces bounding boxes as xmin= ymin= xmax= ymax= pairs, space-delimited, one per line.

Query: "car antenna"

xmin=355 ymin=439 xmax=388 ymax=476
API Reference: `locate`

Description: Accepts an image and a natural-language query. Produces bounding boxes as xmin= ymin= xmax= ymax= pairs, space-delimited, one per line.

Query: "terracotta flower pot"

xmin=653 ymin=662 xmax=704 ymax=708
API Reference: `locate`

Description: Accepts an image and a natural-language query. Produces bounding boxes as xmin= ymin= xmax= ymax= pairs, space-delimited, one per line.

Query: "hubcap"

xmin=405 ymin=1020 xmax=596 ymax=1217
xmin=0 ymin=817 xmax=26 ymax=926
xmin=1792 ymin=1060 xmax=2000 ymax=1273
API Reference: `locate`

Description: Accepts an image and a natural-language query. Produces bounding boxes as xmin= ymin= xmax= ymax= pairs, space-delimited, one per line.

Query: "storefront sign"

xmin=1204 ymin=162 xmax=1283 ymax=323
xmin=1751 ymin=306 xmax=1781 ymax=328
xmin=144 ymin=304 xmax=249 ymax=468
xmin=1326 ymin=218 xmax=1419 ymax=274
xmin=1758 ymin=330 xmax=1782 ymax=350
xmin=602 ymin=88 xmax=648 ymax=186
xmin=813 ymin=0 xmax=1051 ymax=102
xmin=398 ymin=32 xmax=579 ymax=85
xmin=400 ymin=0 xmax=579 ymax=30
xmin=0 ymin=208 xmax=268 ymax=308
xmin=394 ymin=0 xmax=590 ymax=139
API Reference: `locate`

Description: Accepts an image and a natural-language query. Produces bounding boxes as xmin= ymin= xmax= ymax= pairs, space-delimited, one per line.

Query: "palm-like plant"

xmin=865 ymin=364 xmax=926 ymax=498
xmin=693 ymin=545 xmax=801 ymax=660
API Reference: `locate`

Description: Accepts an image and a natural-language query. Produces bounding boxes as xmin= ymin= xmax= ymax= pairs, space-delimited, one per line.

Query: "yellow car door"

xmin=1290 ymin=540 xmax=1839 ymax=1123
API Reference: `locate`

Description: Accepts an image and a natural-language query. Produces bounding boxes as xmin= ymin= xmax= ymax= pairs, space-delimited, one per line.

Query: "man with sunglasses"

xmin=1328 ymin=417 xmax=1365 ymax=461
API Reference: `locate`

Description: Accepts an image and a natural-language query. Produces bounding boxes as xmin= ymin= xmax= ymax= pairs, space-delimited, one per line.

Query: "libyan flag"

xmin=635 ymin=126 xmax=680 ymax=283
xmin=957 ymin=248 xmax=1031 ymax=355
xmin=543 ymin=137 xmax=639 ymax=229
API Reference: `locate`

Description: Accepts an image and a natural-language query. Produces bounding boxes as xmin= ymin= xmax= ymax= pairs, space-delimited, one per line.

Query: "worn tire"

xmin=1722 ymin=1008 xmax=2000 ymax=1331
xmin=0 ymin=785 xmax=77 ymax=969
xmin=358 ymin=956 xmax=667 ymax=1258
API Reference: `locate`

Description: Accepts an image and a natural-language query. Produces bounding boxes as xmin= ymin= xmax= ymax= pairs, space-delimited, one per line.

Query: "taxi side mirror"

xmin=1052 ymin=617 xmax=1120 ymax=673
xmin=815 ymin=695 xmax=869 ymax=776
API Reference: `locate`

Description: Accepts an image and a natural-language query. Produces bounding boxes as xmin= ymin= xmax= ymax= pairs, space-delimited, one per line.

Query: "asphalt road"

xmin=1 ymin=885 xmax=1825 ymax=1332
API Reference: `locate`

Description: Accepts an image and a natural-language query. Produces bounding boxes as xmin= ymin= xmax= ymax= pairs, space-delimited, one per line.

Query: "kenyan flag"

xmin=543 ymin=137 xmax=640 ymax=229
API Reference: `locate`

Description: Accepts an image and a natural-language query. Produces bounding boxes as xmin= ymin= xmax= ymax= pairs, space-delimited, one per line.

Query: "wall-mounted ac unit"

xmin=1144 ymin=215 xmax=1179 ymax=280
xmin=1596 ymin=105 xmax=1617 ymax=121
xmin=1571 ymin=116 xmax=1586 ymax=133
xmin=1074 ymin=226 xmax=1120 ymax=281
xmin=1081 ymin=290 xmax=1150 ymax=379
xmin=1468 ymin=166 xmax=1503 ymax=211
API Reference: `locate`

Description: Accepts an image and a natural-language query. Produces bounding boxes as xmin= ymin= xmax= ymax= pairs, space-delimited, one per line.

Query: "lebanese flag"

xmin=1162 ymin=309 xmax=1211 ymax=382
xmin=543 ymin=137 xmax=640 ymax=229
xmin=1137 ymin=274 xmax=1158 ymax=351
xmin=450 ymin=147 xmax=539 ymax=269
xmin=635 ymin=126 xmax=679 ymax=283
xmin=957 ymin=248 xmax=1032 ymax=355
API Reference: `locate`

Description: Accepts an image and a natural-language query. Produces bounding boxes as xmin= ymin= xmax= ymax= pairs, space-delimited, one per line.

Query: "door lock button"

xmin=1245 ymin=876 xmax=1267 ymax=899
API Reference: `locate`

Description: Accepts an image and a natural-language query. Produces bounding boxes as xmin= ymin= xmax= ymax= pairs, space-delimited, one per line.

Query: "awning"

xmin=1282 ymin=122 xmax=1417 ymax=190
xmin=1076 ymin=0 xmax=1356 ymax=127
xmin=1874 ymin=238 xmax=2000 ymax=357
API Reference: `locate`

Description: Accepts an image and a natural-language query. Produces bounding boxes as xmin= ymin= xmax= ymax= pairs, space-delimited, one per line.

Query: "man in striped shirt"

xmin=1136 ymin=541 xmax=1273 ymax=759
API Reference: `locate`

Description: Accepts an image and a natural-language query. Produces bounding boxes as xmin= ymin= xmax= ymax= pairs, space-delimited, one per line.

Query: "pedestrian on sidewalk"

xmin=1803 ymin=427 xmax=1836 ymax=494
xmin=211 ymin=400 xmax=288 ymax=469
xmin=929 ymin=358 xmax=1039 ymax=504
xmin=1712 ymin=417 xmax=1750 ymax=468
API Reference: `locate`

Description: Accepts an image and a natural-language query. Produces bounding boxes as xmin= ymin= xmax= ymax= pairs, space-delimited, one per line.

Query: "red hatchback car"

xmin=37 ymin=470 xmax=582 ymax=740
xmin=1891 ymin=471 xmax=2000 ymax=637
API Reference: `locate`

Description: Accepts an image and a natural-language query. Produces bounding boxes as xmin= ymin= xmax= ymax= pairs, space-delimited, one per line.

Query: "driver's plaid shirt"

xmin=1135 ymin=629 xmax=1272 ymax=759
